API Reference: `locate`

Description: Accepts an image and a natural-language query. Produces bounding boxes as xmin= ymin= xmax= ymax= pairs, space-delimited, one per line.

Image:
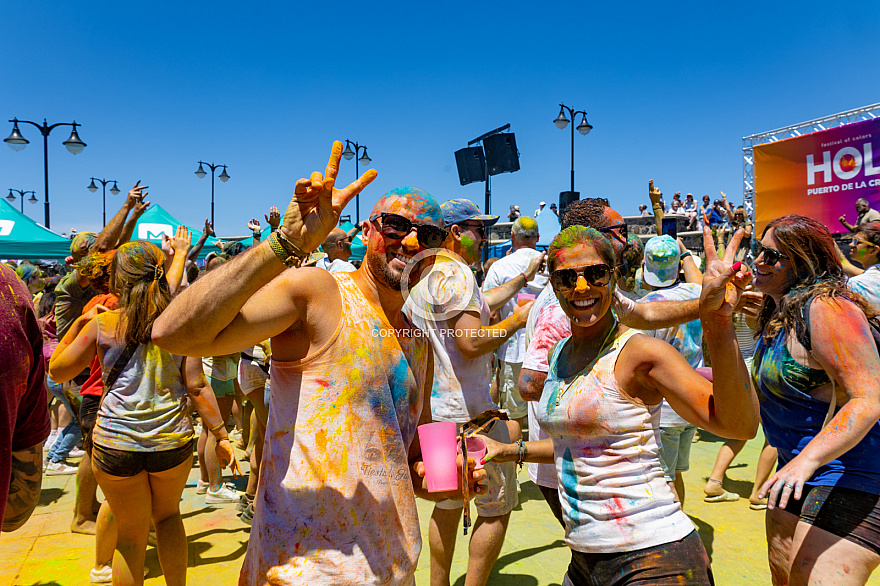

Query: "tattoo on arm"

xmin=3 ymin=445 xmax=43 ymax=532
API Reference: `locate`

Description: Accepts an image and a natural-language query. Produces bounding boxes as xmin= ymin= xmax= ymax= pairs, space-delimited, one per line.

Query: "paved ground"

xmin=4 ymin=428 xmax=880 ymax=585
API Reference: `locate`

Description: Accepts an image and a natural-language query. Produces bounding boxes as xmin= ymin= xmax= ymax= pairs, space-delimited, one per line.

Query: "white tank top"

xmin=536 ymin=328 xmax=694 ymax=553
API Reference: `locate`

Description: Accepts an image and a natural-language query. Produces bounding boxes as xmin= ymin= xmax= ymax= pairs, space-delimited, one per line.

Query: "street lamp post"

xmin=6 ymin=189 xmax=37 ymax=213
xmin=553 ymin=104 xmax=592 ymax=194
xmin=342 ymin=140 xmax=371 ymax=224
xmin=195 ymin=161 xmax=229 ymax=227
xmin=4 ymin=118 xmax=87 ymax=229
xmin=87 ymin=178 xmax=120 ymax=227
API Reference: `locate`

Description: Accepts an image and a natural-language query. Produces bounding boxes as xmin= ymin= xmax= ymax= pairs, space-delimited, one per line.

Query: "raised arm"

xmin=152 ymin=141 xmax=376 ymax=357
xmin=678 ymin=238 xmax=702 ymax=284
xmin=165 ymin=226 xmax=191 ymax=296
xmin=187 ymin=219 xmax=213 ymax=262
xmin=94 ymin=182 xmax=146 ymax=253
xmin=622 ymin=227 xmax=758 ymax=439
xmin=117 ymin=199 xmax=150 ymax=246
xmin=649 ymin=180 xmax=664 ymax=235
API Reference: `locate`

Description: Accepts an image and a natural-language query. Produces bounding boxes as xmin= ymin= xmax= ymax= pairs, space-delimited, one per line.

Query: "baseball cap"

xmin=441 ymin=199 xmax=499 ymax=227
xmin=539 ymin=201 xmax=546 ymax=206
xmin=643 ymin=235 xmax=680 ymax=288
xmin=686 ymin=192 xmax=693 ymax=198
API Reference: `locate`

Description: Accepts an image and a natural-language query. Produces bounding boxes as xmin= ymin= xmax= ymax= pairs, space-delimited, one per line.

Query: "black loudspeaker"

xmin=455 ymin=146 xmax=486 ymax=186
xmin=560 ymin=191 xmax=580 ymax=215
xmin=483 ymin=133 xmax=520 ymax=176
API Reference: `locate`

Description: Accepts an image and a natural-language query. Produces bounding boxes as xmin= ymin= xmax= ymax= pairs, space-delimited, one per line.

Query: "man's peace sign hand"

xmin=279 ymin=141 xmax=377 ymax=254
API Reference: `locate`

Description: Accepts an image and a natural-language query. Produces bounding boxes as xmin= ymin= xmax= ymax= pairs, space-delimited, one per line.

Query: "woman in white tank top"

xmin=482 ymin=225 xmax=759 ymax=585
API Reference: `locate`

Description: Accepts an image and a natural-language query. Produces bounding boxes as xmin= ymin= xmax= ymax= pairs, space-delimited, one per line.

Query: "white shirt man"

xmin=481 ymin=217 xmax=547 ymax=440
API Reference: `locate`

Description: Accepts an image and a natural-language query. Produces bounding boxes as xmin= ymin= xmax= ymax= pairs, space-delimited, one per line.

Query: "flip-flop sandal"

xmin=749 ymin=500 xmax=768 ymax=510
xmin=704 ymin=490 xmax=739 ymax=503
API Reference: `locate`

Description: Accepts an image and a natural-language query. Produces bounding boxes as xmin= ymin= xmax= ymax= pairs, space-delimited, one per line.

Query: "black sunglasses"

xmin=755 ymin=243 xmax=789 ymax=266
xmin=598 ymin=222 xmax=628 ymax=242
xmin=550 ymin=264 xmax=613 ymax=292
xmin=458 ymin=222 xmax=486 ymax=239
xmin=370 ymin=213 xmax=448 ymax=248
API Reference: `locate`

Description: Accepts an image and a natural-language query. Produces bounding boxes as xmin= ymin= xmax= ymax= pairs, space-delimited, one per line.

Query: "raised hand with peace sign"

xmin=699 ymin=226 xmax=752 ymax=321
xmin=279 ymin=141 xmax=377 ymax=254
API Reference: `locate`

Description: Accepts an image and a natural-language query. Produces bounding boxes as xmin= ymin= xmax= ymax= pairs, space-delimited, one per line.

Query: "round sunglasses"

xmin=370 ymin=213 xmax=448 ymax=249
xmin=550 ymin=263 xmax=613 ymax=292
xmin=755 ymin=242 xmax=788 ymax=266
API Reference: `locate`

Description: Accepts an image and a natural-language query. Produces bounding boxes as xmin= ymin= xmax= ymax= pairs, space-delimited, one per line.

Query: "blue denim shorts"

xmin=658 ymin=424 xmax=697 ymax=481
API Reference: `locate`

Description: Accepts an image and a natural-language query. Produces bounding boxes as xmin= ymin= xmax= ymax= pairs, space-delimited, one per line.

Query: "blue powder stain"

xmin=430 ymin=376 xmax=442 ymax=399
xmin=387 ymin=358 xmax=411 ymax=407
xmin=560 ymin=447 xmax=580 ymax=524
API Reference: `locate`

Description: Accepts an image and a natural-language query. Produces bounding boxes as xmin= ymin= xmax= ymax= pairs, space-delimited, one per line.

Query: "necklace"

xmin=555 ymin=318 xmax=619 ymax=408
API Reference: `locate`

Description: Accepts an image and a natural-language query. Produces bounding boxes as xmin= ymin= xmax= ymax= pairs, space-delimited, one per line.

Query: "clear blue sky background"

xmin=3 ymin=1 xmax=879 ymax=236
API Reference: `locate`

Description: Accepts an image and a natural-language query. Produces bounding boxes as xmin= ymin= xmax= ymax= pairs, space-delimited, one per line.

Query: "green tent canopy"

xmin=131 ymin=204 xmax=223 ymax=260
xmin=0 ymin=198 xmax=72 ymax=260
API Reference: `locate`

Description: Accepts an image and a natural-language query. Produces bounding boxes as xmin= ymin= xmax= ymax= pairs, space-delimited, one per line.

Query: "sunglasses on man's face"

xmin=598 ymin=222 xmax=628 ymax=242
xmin=370 ymin=213 xmax=448 ymax=249
xmin=458 ymin=222 xmax=486 ymax=239
xmin=755 ymin=242 xmax=789 ymax=266
xmin=550 ymin=263 xmax=613 ymax=292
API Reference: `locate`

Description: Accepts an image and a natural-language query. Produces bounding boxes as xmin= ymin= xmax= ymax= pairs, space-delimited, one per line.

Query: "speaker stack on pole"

xmin=483 ymin=133 xmax=520 ymax=176
xmin=455 ymin=124 xmax=521 ymax=263
xmin=559 ymin=191 xmax=579 ymax=215
xmin=454 ymin=147 xmax=486 ymax=186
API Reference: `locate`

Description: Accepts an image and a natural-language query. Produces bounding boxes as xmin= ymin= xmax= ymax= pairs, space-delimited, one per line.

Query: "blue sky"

xmin=3 ymin=1 xmax=879 ymax=236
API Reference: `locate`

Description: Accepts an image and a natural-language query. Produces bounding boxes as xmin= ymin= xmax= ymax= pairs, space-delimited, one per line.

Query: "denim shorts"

xmin=91 ymin=440 xmax=194 ymax=477
xmin=658 ymin=424 xmax=697 ymax=481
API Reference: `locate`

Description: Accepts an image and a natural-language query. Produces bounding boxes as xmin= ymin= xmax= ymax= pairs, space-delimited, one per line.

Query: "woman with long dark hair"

xmin=49 ymin=241 xmax=237 ymax=586
xmin=750 ymin=215 xmax=880 ymax=586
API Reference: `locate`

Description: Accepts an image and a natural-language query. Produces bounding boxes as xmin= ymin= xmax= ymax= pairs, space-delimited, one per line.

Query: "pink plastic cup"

xmin=418 ymin=422 xmax=459 ymax=492
xmin=460 ymin=436 xmax=487 ymax=470
xmin=517 ymin=292 xmax=536 ymax=306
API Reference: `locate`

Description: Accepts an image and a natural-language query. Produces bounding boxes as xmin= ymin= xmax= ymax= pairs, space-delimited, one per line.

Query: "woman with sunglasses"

xmin=746 ymin=215 xmax=880 ymax=586
xmin=481 ymin=225 xmax=758 ymax=585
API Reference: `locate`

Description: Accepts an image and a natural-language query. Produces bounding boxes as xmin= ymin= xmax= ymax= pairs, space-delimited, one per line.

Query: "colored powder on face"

xmin=460 ymin=233 xmax=476 ymax=260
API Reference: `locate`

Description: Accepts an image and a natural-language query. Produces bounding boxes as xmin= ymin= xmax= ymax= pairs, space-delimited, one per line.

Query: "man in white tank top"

xmin=153 ymin=143 xmax=487 ymax=586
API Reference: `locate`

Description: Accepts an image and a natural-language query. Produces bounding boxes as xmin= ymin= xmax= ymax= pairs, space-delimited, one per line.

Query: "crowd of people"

xmin=2 ymin=140 xmax=880 ymax=586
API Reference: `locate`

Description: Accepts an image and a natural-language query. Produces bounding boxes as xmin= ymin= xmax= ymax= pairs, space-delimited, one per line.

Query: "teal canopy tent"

xmin=0 ymin=198 xmax=72 ymax=260
xmin=130 ymin=204 xmax=223 ymax=260
xmin=338 ymin=220 xmax=365 ymax=262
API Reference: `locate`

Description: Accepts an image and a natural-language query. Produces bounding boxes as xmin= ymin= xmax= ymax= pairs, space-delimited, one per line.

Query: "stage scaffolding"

xmin=742 ymin=103 xmax=880 ymax=217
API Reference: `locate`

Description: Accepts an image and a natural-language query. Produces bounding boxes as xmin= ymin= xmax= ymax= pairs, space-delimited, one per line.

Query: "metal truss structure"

xmin=742 ymin=103 xmax=880 ymax=216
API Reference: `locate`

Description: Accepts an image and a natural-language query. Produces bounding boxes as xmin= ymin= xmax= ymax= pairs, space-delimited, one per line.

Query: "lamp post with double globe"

xmin=87 ymin=178 xmax=120 ymax=227
xmin=553 ymin=104 xmax=593 ymax=195
xmin=194 ymin=161 xmax=229 ymax=227
xmin=4 ymin=118 xmax=87 ymax=228
xmin=342 ymin=140 xmax=371 ymax=224
xmin=6 ymin=189 xmax=38 ymax=214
